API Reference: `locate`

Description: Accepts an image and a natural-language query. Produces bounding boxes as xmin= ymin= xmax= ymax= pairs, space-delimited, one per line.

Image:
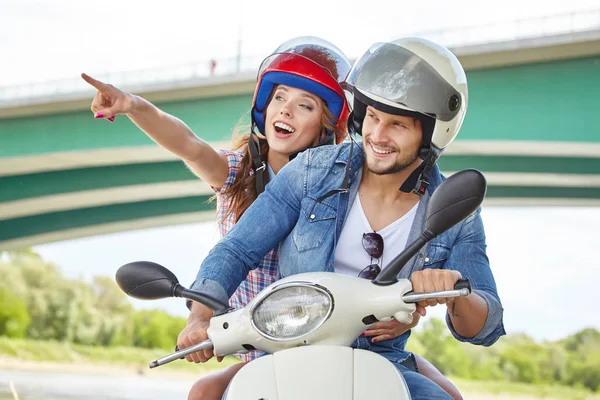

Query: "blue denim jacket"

xmin=193 ymin=142 xmax=506 ymax=364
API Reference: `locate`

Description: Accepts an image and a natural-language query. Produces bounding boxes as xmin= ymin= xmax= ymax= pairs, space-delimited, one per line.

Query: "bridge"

xmin=1 ymin=10 xmax=600 ymax=250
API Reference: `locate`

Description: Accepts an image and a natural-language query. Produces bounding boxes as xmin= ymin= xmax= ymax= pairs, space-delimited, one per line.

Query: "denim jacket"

xmin=193 ymin=142 xmax=506 ymax=364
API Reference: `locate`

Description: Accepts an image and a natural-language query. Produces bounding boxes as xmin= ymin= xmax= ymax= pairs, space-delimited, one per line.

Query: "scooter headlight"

xmin=250 ymin=283 xmax=333 ymax=341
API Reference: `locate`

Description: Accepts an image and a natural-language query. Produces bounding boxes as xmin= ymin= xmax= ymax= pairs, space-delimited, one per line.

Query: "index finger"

xmin=81 ymin=73 xmax=108 ymax=91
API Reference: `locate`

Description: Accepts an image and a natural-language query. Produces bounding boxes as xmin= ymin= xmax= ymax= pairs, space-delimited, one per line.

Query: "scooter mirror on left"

xmin=115 ymin=261 xmax=231 ymax=315
xmin=115 ymin=261 xmax=179 ymax=300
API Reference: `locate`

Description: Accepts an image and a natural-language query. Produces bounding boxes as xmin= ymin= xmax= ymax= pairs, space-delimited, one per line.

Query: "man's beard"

xmin=366 ymin=145 xmax=420 ymax=176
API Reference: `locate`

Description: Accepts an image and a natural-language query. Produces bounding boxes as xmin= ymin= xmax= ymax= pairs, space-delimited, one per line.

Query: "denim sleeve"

xmin=443 ymin=208 xmax=506 ymax=346
xmin=190 ymin=151 xmax=307 ymax=305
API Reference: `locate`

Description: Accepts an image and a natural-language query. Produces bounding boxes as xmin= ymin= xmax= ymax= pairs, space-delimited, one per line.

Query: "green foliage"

xmin=410 ymin=317 xmax=600 ymax=394
xmin=0 ymin=288 xmax=31 ymax=338
xmin=0 ymin=336 xmax=240 ymax=374
xmin=132 ymin=309 xmax=186 ymax=350
xmin=0 ymin=249 xmax=185 ymax=350
xmin=499 ymin=342 xmax=545 ymax=383
xmin=566 ymin=352 xmax=600 ymax=392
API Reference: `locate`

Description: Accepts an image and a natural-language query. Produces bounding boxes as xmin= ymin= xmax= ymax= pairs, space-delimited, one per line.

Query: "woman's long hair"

xmin=221 ymin=98 xmax=346 ymax=223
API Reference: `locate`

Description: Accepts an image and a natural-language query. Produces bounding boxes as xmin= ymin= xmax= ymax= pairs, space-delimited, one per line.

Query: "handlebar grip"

xmin=454 ymin=279 xmax=471 ymax=293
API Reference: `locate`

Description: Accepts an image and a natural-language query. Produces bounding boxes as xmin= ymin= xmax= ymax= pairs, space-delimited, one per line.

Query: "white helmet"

xmin=344 ymin=37 xmax=468 ymax=194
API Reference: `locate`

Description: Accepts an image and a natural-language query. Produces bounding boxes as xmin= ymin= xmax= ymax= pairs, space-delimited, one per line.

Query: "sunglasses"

xmin=358 ymin=232 xmax=384 ymax=280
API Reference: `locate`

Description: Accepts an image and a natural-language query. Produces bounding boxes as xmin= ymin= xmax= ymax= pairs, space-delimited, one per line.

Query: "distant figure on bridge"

xmin=80 ymin=35 xmax=463 ymax=400
xmin=209 ymin=59 xmax=217 ymax=76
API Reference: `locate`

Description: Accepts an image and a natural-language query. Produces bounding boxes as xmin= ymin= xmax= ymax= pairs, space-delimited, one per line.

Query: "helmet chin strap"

xmin=248 ymin=125 xmax=268 ymax=195
xmin=399 ymin=146 xmax=442 ymax=195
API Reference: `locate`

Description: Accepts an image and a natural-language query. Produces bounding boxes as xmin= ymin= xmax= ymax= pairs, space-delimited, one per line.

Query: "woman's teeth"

xmin=274 ymin=122 xmax=295 ymax=133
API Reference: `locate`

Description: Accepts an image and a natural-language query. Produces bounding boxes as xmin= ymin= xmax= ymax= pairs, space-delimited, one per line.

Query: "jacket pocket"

xmin=423 ymin=243 xmax=451 ymax=267
xmin=292 ymin=198 xmax=337 ymax=252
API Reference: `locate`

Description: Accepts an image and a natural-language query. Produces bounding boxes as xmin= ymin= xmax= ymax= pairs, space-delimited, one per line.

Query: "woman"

xmin=82 ymin=37 xmax=461 ymax=400
xmin=81 ymin=38 xmax=350 ymax=347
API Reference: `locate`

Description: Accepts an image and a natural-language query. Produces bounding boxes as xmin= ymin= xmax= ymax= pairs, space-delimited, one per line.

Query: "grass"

xmin=451 ymin=376 xmax=600 ymax=400
xmin=0 ymin=336 xmax=238 ymax=375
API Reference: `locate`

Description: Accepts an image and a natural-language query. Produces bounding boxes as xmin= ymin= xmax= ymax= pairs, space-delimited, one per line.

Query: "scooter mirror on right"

xmin=373 ymin=168 xmax=487 ymax=286
xmin=425 ymin=168 xmax=487 ymax=237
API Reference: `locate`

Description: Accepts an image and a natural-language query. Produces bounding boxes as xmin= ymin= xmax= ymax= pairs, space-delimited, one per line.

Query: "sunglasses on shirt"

xmin=358 ymin=232 xmax=384 ymax=280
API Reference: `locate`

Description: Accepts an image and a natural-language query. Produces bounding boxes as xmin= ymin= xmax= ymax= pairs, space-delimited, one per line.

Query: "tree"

xmin=411 ymin=318 xmax=473 ymax=376
xmin=0 ymin=289 xmax=30 ymax=338
xmin=566 ymin=353 xmax=600 ymax=392
xmin=498 ymin=342 xmax=547 ymax=383
xmin=562 ymin=328 xmax=600 ymax=354
xmin=132 ymin=310 xmax=184 ymax=350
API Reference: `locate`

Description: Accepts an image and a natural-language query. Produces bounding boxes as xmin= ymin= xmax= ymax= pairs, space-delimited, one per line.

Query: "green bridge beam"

xmin=1 ymin=51 xmax=599 ymax=250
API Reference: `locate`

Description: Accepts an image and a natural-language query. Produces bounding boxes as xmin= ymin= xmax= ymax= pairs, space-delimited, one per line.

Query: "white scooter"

xmin=116 ymin=169 xmax=486 ymax=400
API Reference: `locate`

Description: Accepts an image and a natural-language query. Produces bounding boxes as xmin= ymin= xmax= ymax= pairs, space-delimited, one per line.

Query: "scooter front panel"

xmin=353 ymin=349 xmax=411 ymax=399
xmin=224 ymin=346 xmax=410 ymax=400
xmin=225 ymin=346 xmax=353 ymax=400
xmin=224 ymin=354 xmax=280 ymax=400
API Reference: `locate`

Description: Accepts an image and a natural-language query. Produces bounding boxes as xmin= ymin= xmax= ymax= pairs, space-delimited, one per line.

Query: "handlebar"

xmin=149 ymin=339 xmax=214 ymax=368
xmin=402 ymin=279 xmax=471 ymax=303
xmin=149 ymin=279 xmax=472 ymax=368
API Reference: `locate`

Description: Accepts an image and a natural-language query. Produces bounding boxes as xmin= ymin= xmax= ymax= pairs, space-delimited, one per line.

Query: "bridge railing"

xmin=1 ymin=8 xmax=599 ymax=108
xmin=412 ymin=8 xmax=600 ymax=48
xmin=0 ymin=54 xmax=267 ymax=108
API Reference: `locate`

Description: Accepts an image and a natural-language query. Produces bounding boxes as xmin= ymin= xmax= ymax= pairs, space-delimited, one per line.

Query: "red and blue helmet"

xmin=251 ymin=36 xmax=351 ymax=144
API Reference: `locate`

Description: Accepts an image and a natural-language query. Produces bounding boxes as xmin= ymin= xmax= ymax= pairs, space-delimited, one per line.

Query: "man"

xmin=181 ymin=37 xmax=505 ymax=400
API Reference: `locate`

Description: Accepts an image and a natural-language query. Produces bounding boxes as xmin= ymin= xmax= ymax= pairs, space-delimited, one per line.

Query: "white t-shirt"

xmin=334 ymin=196 xmax=419 ymax=278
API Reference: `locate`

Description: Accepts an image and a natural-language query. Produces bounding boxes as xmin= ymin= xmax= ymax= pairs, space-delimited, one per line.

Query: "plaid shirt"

xmin=213 ymin=150 xmax=278 ymax=362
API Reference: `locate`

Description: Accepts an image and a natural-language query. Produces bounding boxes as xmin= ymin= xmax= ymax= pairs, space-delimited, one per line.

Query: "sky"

xmin=2 ymin=0 xmax=600 ymax=344
xmin=1 ymin=0 xmax=599 ymax=86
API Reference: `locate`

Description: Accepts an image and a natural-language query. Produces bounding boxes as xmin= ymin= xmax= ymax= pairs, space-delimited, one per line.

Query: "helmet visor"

xmin=346 ymin=42 xmax=462 ymax=122
xmin=257 ymin=36 xmax=351 ymax=84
